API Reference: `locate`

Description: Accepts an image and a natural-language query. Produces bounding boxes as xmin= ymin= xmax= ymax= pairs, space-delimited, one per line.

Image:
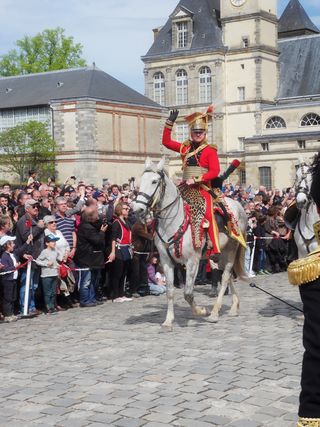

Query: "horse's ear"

xmin=145 ymin=157 xmax=154 ymax=170
xmin=156 ymin=157 xmax=166 ymax=172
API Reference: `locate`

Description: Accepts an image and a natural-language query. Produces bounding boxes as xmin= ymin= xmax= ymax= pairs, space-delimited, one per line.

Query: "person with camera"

xmin=74 ymin=208 xmax=107 ymax=307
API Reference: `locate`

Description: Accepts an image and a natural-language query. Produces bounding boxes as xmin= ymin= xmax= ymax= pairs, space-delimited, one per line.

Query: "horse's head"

xmin=133 ymin=157 xmax=166 ymax=221
xmin=295 ymin=160 xmax=312 ymax=209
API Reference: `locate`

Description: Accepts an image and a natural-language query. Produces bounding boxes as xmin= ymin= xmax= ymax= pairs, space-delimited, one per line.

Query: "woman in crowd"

xmin=107 ymin=202 xmax=133 ymax=302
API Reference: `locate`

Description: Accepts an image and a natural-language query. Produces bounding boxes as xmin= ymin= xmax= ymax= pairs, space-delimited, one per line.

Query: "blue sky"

xmin=0 ymin=0 xmax=319 ymax=94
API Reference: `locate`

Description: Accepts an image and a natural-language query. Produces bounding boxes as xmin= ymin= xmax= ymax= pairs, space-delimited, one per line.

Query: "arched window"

xmin=266 ymin=116 xmax=286 ymax=129
xmin=176 ymin=69 xmax=188 ymax=105
xmin=199 ymin=66 xmax=212 ymax=103
xmin=300 ymin=113 xmax=320 ymax=127
xmin=259 ymin=167 xmax=272 ymax=190
xmin=175 ymin=123 xmax=189 ymax=142
xmin=153 ymin=72 xmax=165 ymax=105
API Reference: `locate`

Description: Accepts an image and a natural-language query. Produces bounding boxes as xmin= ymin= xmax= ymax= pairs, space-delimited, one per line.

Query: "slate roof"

xmin=0 ymin=67 xmax=161 ymax=110
xmin=278 ymin=34 xmax=320 ymax=98
xmin=278 ymin=0 xmax=319 ymax=38
xmin=143 ymin=0 xmax=223 ymax=60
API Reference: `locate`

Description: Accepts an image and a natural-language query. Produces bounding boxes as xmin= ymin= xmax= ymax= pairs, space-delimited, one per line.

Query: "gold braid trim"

xmin=297 ymin=417 xmax=320 ymax=426
xmin=288 ymin=249 xmax=320 ymax=286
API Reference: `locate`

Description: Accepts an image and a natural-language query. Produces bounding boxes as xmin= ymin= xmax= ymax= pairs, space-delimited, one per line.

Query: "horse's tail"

xmin=233 ymin=232 xmax=247 ymax=280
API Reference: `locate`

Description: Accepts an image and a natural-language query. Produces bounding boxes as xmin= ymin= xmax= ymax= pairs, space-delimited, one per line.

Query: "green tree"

xmin=0 ymin=27 xmax=87 ymax=76
xmin=0 ymin=121 xmax=57 ymax=183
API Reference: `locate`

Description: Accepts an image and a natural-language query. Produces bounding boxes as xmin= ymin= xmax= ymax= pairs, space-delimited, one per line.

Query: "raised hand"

xmin=168 ymin=109 xmax=179 ymax=123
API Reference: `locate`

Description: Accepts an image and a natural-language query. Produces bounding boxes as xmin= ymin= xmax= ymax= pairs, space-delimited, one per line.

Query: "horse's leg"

xmin=229 ymin=278 xmax=240 ymax=317
xmin=184 ymin=257 xmax=208 ymax=317
xmin=161 ymin=263 xmax=175 ymax=331
xmin=208 ymin=263 xmax=233 ymax=323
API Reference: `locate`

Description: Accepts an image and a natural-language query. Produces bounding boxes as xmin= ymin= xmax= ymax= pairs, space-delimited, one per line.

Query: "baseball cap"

xmin=44 ymin=234 xmax=60 ymax=243
xmin=0 ymin=235 xmax=16 ymax=246
xmin=25 ymin=199 xmax=39 ymax=209
xmin=93 ymin=191 xmax=105 ymax=199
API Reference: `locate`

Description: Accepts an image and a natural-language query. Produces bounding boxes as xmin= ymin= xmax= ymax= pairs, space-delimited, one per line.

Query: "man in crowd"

xmin=16 ymin=199 xmax=45 ymax=314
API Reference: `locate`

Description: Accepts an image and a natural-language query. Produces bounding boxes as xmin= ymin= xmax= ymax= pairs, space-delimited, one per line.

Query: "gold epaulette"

xmin=288 ymin=248 xmax=320 ymax=286
xmin=209 ymin=144 xmax=218 ymax=150
xmin=297 ymin=417 xmax=320 ymax=426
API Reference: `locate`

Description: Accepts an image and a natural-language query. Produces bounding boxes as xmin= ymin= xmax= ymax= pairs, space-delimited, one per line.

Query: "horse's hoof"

xmin=207 ymin=314 xmax=219 ymax=323
xmin=192 ymin=306 xmax=208 ymax=317
xmin=161 ymin=323 xmax=173 ymax=332
xmin=229 ymin=310 xmax=239 ymax=317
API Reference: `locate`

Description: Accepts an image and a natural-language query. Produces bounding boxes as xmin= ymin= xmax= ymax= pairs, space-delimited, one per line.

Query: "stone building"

xmin=142 ymin=0 xmax=320 ymax=189
xmin=0 ymin=67 xmax=163 ymax=185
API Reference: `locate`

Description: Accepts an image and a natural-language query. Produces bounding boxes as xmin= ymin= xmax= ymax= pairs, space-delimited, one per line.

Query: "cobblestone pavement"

xmin=0 ymin=272 xmax=303 ymax=427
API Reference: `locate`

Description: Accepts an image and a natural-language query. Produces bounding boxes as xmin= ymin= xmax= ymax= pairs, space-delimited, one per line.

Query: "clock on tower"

xmin=230 ymin=0 xmax=246 ymax=6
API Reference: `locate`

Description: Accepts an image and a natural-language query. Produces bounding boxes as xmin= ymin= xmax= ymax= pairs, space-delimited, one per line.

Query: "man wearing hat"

xmin=287 ymin=152 xmax=320 ymax=427
xmin=162 ymin=107 xmax=220 ymax=255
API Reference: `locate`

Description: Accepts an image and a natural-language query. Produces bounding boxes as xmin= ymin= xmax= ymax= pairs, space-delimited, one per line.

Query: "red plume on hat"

xmin=206 ymin=105 xmax=214 ymax=116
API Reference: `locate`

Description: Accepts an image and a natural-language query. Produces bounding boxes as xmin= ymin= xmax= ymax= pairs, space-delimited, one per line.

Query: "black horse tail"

xmin=310 ymin=151 xmax=320 ymax=209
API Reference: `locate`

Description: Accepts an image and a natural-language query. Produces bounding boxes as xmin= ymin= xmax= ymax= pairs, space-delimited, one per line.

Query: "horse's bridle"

xmin=135 ymin=169 xmax=180 ymax=216
xmin=295 ymin=163 xmax=316 ymax=252
xmin=295 ymin=164 xmax=311 ymax=201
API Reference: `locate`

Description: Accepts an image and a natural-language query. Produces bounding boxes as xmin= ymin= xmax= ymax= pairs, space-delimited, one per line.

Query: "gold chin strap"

xmin=297 ymin=418 xmax=320 ymax=427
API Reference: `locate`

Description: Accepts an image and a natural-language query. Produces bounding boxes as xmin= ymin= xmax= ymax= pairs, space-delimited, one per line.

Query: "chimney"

xmin=153 ymin=26 xmax=163 ymax=40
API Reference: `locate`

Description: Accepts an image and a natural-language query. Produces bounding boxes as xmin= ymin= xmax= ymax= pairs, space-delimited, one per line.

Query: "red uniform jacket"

xmin=162 ymin=126 xmax=220 ymax=182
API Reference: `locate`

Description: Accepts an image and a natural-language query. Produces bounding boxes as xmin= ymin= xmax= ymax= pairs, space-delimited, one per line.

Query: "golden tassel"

xmin=297 ymin=417 xmax=320 ymax=426
xmin=288 ymin=249 xmax=320 ymax=286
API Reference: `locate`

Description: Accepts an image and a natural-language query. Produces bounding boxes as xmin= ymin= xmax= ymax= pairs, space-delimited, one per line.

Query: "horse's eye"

xmin=152 ymin=179 xmax=158 ymax=184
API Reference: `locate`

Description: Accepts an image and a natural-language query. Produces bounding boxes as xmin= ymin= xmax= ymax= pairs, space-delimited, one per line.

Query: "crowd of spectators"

xmin=0 ymin=169 xmax=297 ymax=323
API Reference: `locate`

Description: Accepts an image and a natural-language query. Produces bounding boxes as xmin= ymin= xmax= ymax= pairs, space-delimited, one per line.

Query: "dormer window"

xmin=170 ymin=6 xmax=194 ymax=50
xmin=177 ymin=21 xmax=188 ymax=48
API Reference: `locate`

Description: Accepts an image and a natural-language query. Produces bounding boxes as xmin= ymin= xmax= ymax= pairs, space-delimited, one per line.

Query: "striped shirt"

xmin=55 ymin=214 xmax=75 ymax=249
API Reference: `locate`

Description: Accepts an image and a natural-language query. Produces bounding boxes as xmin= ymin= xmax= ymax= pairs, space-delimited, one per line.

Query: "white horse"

xmin=133 ymin=158 xmax=247 ymax=331
xmin=293 ymin=161 xmax=320 ymax=258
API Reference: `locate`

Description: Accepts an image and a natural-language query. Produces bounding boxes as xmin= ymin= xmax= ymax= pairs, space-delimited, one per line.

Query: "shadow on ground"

xmin=125 ymin=302 xmax=231 ymax=328
xmin=258 ymin=296 xmax=303 ymax=320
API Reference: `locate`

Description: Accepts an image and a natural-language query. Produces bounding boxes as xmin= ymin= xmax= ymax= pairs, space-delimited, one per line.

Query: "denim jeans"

xmin=79 ymin=269 xmax=101 ymax=305
xmin=258 ymin=249 xmax=267 ymax=271
xmin=149 ymin=283 xmax=166 ymax=296
xmin=19 ymin=268 xmax=40 ymax=313
xmin=42 ymin=276 xmax=58 ymax=310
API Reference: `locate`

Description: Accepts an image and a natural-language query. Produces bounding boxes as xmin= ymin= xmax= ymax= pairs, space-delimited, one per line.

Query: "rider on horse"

xmin=162 ymin=107 xmax=221 ymax=256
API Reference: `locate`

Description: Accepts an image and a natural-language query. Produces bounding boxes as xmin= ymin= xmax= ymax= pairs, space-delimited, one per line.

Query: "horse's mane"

xmin=310 ymin=151 xmax=320 ymax=208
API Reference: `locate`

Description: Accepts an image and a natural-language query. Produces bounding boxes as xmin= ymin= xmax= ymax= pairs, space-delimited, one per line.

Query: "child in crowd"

xmin=147 ymin=255 xmax=166 ymax=296
xmin=0 ymin=236 xmax=20 ymax=322
xmin=34 ymin=234 xmax=60 ymax=314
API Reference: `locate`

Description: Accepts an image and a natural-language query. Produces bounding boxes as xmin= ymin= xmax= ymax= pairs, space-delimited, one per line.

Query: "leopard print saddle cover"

xmin=178 ymin=183 xmax=207 ymax=248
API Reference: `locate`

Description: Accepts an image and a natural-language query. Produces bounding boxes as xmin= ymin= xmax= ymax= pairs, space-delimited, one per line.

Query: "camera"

xmin=70 ymin=176 xmax=76 ymax=180
xmin=128 ymin=177 xmax=135 ymax=182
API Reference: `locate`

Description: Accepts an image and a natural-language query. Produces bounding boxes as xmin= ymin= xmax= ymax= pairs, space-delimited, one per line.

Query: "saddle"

xmin=178 ymin=184 xmax=246 ymax=249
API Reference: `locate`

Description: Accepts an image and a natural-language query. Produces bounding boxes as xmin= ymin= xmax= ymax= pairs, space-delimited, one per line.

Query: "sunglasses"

xmin=48 ymin=221 xmax=56 ymax=224
xmin=122 ymin=207 xmax=129 ymax=211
